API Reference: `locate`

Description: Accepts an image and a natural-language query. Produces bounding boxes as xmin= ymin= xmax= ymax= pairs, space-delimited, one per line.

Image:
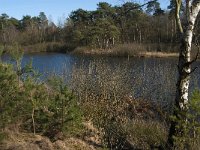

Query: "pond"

xmin=2 ymin=52 xmax=200 ymax=110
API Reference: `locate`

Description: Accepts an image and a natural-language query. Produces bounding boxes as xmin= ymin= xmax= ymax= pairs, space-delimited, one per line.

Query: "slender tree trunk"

xmin=16 ymin=60 xmax=21 ymax=87
xmin=97 ymin=38 xmax=101 ymax=48
xmin=175 ymin=0 xmax=184 ymax=33
xmin=112 ymin=37 xmax=115 ymax=46
xmin=171 ymin=19 xmax=174 ymax=43
xmin=61 ymin=96 xmax=64 ymax=129
xmin=31 ymin=92 xmax=36 ymax=135
xmin=106 ymin=39 xmax=109 ymax=49
xmin=32 ymin=108 xmax=36 ymax=135
xmin=168 ymin=0 xmax=200 ymax=147
xmin=175 ymin=19 xmax=177 ymax=39
xmin=139 ymin=30 xmax=142 ymax=44
xmin=167 ymin=20 xmax=169 ymax=41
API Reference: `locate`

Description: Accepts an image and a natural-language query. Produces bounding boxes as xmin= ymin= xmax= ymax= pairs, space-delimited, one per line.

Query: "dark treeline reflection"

xmin=70 ymin=56 xmax=177 ymax=111
xmin=3 ymin=52 xmax=200 ymax=111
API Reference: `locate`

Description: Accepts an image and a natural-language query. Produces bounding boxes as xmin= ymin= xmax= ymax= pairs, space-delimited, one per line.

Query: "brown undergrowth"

xmin=70 ymin=61 xmax=169 ymax=149
xmin=0 ymin=128 xmax=97 ymax=150
xmin=72 ymin=43 xmax=180 ymax=58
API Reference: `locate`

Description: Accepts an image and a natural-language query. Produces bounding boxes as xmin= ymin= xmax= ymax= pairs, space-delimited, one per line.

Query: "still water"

xmin=2 ymin=52 xmax=200 ymax=109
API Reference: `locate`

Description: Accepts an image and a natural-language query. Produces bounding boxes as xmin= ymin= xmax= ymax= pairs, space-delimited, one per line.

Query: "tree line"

xmin=0 ymin=0 xmax=199 ymax=52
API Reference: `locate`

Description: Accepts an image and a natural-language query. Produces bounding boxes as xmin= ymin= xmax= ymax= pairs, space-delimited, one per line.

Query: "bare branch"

xmin=190 ymin=66 xmax=198 ymax=74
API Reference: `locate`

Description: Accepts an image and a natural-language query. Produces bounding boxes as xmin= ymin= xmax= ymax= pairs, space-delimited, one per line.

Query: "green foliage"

xmin=44 ymin=77 xmax=83 ymax=138
xmin=0 ymin=45 xmax=3 ymax=55
xmin=0 ymin=63 xmax=19 ymax=128
xmin=146 ymin=0 xmax=161 ymax=14
xmin=0 ymin=132 xmax=7 ymax=143
xmin=126 ymin=120 xmax=167 ymax=149
xmin=1 ymin=1 xmax=196 ymax=52
xmin=0 ymin=54 xmax=83 ymax=141
xmin=71 ymin=30 xmax=84 ymax=45
xmin=8 ymin=43 xmax=24 ymax=62
xmin=0 ymin=45 xmax=4 ymax=62
xmin=171 ymin=89 xmax=200 ymax=149
xmin=87 ymin=18 xmax=120 ymax=49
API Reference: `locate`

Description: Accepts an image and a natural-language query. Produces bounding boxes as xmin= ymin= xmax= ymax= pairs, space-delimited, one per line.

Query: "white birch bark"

xmin=175 ymin=0 xmax=184 ymax=33
xmin=168 ymin=0 xmax=200 ymax=147
xmin=176 ymin=0 xmax=200 ymax=110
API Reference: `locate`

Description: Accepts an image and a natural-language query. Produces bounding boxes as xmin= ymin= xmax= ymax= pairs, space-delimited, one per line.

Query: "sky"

xmin=0 ymin=0 xmax=170 ymax=24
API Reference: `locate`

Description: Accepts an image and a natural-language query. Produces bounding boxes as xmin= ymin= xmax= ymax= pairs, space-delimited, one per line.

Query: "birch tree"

xmin=168 ymin=0 xmax=200 ymax=147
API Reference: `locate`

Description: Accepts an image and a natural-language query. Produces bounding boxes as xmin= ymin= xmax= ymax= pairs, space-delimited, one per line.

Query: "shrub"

xmin=171 ymin=89 xmax=200 ymax=149
xmin=43 ymin=77 xmax=83 ymax=140
xmin=0 ymin=51 xmax=83 ymax=141
xmin=82 ymin=96 xmax=168 ymax=149
xmin=126 ymin=120 xmax=167 ymax=149
xmin=0 ymin=63 xmax=19 ymax=129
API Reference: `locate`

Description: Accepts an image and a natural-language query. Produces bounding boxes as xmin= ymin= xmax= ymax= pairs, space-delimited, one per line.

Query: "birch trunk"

xmin=112 ymin=37 xmax=115 ymax=46
xmin=168 ymin=0 xmax=200 ymax=147
xmin=175 ymin=0 xmax=184 ymax=33
xmin=171 ymin=19 xmax=174 ymax=43
xmin=139 ymin=30 xmax=142 ymax=43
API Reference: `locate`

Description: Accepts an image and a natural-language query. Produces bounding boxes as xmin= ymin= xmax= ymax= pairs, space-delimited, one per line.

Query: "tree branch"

xmin=190 ymin=66 xmax=198 ymax=74
xmin=124 ymin=0 xmax=157 ymax=14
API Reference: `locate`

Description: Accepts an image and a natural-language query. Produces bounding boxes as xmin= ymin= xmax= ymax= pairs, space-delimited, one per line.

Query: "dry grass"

xmin=0 ymin=128 xmax=98 ymax=150
xmin=23 ymin=42 xmax=68 ymax=53
xmin=139 ymin=51 xmax=179 ymax=58
xmin=72 ymin=43 xmax=180 ymax=58
xmin=126 ymin=119 xmax=168 ymax=149
xmin=67 ymin=59 xmax=200 ymax=149
xmin=79 ymin=93 xmax=168 ymax=149
xmin=68 ymin=60 xmax=171 ymax=149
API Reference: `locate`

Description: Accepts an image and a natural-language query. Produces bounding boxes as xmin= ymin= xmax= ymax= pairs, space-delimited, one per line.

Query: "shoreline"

xmin=138 ymin=52 xmax=179 ymax=58
xmin=24 ymin=49 xmax=179 ymax=58
xmin=70 ymin=43 xmax=181 ymax=58
xmin=70 ymin=48 xmax=179 ymax=58
xmin=3 ymin=43 xmax=181 ymax=58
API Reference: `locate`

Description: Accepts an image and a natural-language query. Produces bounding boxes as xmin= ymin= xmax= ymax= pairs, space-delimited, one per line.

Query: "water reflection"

xmin=2 ymin=52 xmax=200 ymax=109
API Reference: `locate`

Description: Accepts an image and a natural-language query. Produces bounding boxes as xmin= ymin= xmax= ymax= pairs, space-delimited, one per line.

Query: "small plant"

xmin=0 ymin=63 xmax=19 ymax=129
xmin=44 ymin=77 xmax=83 ymax=140
xmin=171 ymin=89 xmax=200 ymax=149
xmin=0 ymin=49 xmax=83 ymax=142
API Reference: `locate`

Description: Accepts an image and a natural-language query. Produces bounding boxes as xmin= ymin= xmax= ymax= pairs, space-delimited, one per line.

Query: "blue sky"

xmin=0 ymin=0 xmax=169 ymax=23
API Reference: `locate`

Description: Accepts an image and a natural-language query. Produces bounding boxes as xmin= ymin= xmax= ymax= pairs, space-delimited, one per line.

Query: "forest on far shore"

xmin=0 ymin=0 xmax=200 ymax=53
